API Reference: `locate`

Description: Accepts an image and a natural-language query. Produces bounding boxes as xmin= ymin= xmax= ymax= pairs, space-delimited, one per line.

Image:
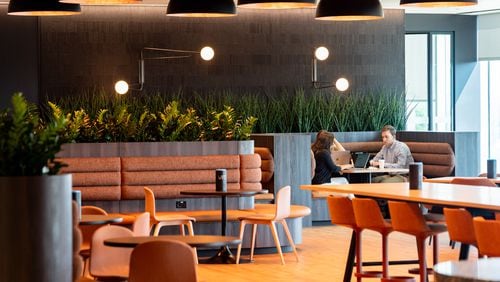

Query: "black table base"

xmin=199 ymin=246 xmax=251 ymax=264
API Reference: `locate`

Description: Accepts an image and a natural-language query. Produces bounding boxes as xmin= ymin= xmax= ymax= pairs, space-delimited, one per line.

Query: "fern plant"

xmin=0 ymin=93 xmax=69 ymax=176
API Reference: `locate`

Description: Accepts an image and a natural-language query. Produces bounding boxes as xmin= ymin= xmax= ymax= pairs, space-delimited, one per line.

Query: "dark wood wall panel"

xmin=39 ymin=6 xmax=405 ymax=98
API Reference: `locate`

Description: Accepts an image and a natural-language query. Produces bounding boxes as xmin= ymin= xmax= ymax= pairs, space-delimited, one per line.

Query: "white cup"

xmin=379 ymin=159 xmax=385 ymax=169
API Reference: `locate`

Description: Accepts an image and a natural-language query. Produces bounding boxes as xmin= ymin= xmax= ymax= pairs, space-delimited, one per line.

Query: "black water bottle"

xmin=487 ymin=159 xmax=497 ymax=179
xmin=409 ymin=162 xmax=423 ymax=190
xmin=71 ymin=190 xmax=82 ymax=220
xmin=216 ymin=169 xmax=227 ymax=192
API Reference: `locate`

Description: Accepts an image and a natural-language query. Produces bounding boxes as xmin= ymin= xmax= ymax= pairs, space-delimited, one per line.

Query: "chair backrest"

xmin=89 ymin=225 xmax=133 ymax=278
xmin=450 ymin=178 xmax=497 ymax=187
xmin=327 ymin=196 xmax=357 ymax=228
xmin=144 ymin=187 xmax=157 ymax=220
xmin=132 ymin=212 xmax=151 ymax=236
xmin=80 ymin=206 xmax=108 ymax=255
xmin=274 ymin=186 xmax=291 ymax=220
xmin=352 ymin=198 xmax=387 ymax=231
xmin=473 ymin=217 xmax=500 ymax=257
xmin=81 ymin=205 xmax=108 ymax=215
xmin=443 ymin=208 xmax=476 ymax=245
xmin=128 ymin=240 xmax=197 ymax=282
xmin=387 ymin=201 xmax=429 ymax=235
xmin=128 ymin=240 xmax=198 ymax=282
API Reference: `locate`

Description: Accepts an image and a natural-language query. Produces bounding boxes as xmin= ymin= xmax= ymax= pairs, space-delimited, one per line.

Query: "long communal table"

xmin=301 ymin=182 xmax=500 ymax=282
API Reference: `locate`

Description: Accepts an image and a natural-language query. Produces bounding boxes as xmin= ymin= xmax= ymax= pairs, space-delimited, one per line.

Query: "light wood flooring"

xmin=198 ymin=224 xmax=478 ymax=282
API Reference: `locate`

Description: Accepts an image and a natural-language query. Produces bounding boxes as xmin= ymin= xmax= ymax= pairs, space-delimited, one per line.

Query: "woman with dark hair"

xmin=311 ymin=130 xmax=351 ymax=185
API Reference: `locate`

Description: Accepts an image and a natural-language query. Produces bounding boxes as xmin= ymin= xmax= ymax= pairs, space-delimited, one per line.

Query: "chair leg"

xmin=432 ymin=235 xmax=439 ymax=266
xmin=250 ymin=224 xmax=258 ymax=261
xmin=236 ymin=221 xmax=246 ymax=264
xmin=281 ymin=219 xmax=299 ymax=262
xmin=179 ymin=224 xmax=185 ymax=236
xmin=186 ymin=220 xmax=194 ymax=236
xmin=416 ymin=237 xmax=428 ymax=282
xmin=355 ymin=230 xmax=362 ymax=282
xmin=382 ymin=233 xmax=389 ymax=278
xmin=269 ymin=222 xmax=285 ymax=265
xmin=153 ymin=224 xmax=161 ymax=236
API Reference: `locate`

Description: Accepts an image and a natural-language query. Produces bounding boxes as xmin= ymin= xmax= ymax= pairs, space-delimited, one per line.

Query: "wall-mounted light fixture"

xmin=311 ymin=46 xmax=350 ymax=92
xmin=237 ymin=0 xmax=316 ymax=9
xmin=167 ymin=0 xmax=236 ymax=17
xmin=8 ymin=0 xmax=81 ymax=16
xmin=315 ymin=0 xmax=383 ymax=21
xmin=114 ymin=46 xmax=215 ymax=95
xmin=400 ymin=0 xmax=477 ymax=7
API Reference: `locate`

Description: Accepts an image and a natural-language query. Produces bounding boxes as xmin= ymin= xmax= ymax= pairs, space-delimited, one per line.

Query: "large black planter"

xmin=0 ymin=174 xmax=72 ymax=282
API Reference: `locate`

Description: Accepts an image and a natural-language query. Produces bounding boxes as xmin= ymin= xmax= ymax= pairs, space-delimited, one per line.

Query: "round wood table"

xmin=180 ymin=189 xmax=268 ymax=264
xmin=434 ymin=258 xmax=500 ymax=282
xmin=104 ymin=235 xmax=241 ymax=249
xmin=79 ymin=215 xmax=123 ymax=225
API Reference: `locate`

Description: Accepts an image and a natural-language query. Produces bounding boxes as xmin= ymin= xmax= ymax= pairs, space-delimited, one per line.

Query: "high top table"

xmin=180 ymin=189 xmax=268 ymax=264
xmin=301 ymin=182 xmax=500 ymax=282
xmin=434 ymin=258 xmax=500 ymax=282
xmin=342 ymin=167 xmax=409 ymax=183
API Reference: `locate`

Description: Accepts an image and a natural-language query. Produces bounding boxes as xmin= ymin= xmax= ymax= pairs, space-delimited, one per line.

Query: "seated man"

xmin=370 ymin=125 xmax=414 ymax=183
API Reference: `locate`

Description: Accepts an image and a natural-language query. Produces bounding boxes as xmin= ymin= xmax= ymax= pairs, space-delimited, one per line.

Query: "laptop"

xmin=353 ymin=152 xmax=370 ymax=168
xmin=331 ymin=151 xmax=352 ymax=165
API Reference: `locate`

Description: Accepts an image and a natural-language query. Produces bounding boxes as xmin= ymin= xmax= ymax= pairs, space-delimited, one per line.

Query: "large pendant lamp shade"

xmin=68 ymin=0 xmax=141 ymax=4
xmin=316 ymin=0 xmax=383 ymax=21
xmin=400 ymin=0 xmax=477 ymax=7
xmin=237 ymin=0 xmax=316 ymax=9
xmin=8 ymin=0 xmax=81 ymax=16
xmin=167 ymin=0 xmax=236 ymax=17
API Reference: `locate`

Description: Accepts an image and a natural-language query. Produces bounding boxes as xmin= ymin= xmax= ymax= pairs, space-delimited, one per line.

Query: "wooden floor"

xmin=198 ymin=224 xmax=477 ymax=282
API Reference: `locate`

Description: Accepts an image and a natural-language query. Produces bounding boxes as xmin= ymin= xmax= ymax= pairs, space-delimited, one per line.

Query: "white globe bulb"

xmin=314 ymin=46 xmax=329 ymax=61
xmin=335 ymin=78 xmax=349 ymax=92
xmin=200 ymin=46 xmax=215 ymax=61
xmin=114 ymin=80 xmax=129 ymax=95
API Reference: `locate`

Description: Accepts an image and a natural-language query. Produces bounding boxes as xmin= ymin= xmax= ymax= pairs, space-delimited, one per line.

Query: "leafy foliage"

xmin=0 ymin=93 xmax=69 ymax=176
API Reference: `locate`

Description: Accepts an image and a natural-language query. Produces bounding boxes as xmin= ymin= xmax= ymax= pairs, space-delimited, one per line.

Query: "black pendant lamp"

xmin=8 ymin=0 xmax=81 ymax=16
xmin=400 ymin=0 xmax=477 ymax=7
xmin=238 ymin=0 xmax=316 ymax=9
xmin=316 ymin=0 xmax=383 ymax=21
xmin=167 ymin=0 xmax=236 ymax=17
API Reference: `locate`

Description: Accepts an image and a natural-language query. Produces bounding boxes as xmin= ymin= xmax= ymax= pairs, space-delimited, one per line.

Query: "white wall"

xmin=478 ymin=13 xmax=500 ymax=60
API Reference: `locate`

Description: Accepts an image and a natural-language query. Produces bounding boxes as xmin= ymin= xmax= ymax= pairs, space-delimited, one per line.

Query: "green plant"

xmin=0 ymin=93 xmax=69 ymax=176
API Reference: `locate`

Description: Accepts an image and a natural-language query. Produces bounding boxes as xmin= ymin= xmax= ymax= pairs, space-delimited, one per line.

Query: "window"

xmin=405 ymin=33 xmax=453 ymax=131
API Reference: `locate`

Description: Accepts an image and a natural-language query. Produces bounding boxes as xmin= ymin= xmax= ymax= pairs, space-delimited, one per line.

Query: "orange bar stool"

xmin=327 ymin=196 xmax=382 ymax=281
xmin=443 ymin=208 xmax=481 ymax=259
xmin=473 ymin=217 xmax=500 ymax=257
xmin=352 ymin=198 xmax=415 ymax=282
xmin=388 ymin=201 xmax=447 ymax=282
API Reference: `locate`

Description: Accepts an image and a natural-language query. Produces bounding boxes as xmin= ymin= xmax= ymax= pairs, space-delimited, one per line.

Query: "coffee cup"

xmin=378 ymin=159 xmax=385 ymax=169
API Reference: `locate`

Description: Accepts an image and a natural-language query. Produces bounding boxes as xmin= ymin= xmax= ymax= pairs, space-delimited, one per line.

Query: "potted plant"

xmin=0 ymin=93 xmax=72 ymax=282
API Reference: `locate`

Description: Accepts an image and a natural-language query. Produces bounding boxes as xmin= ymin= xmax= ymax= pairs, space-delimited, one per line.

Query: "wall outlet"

xmin=175 ymin=200 xmax=187 ymax=209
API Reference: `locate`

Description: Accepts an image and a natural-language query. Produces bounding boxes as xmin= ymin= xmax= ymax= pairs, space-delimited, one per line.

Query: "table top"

xmin=301 ymin=182 xmax=500 ymax=211
xmin=180 ymin=189 xmax=268 ymax=197
xmin=104 ymin=235 xmax=241 ymax=248
xmin=80 ymin=215 xmax=123 ymax=225
xmin=342 ymin=167 xmax=409 ymax=174
xmin=425 ymin=176 xmax=500 ymax=184
xmin=434 ymin=258 xmax=500 ymax=281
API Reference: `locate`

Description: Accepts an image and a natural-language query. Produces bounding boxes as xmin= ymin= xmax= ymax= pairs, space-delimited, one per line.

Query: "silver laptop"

xmin=331 ymin=151 xmax=352 ymax=165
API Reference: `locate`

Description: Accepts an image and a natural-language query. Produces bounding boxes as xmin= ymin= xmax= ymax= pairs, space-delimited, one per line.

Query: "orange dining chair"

xmin=132 ymin=212 xmax=151 ymax=236
xmin=144 ymin=187 xmax=196 ymax=236
xmin=89 ymin=225 xmax=133 ymax=280
xmin=328 ymin=196 xmax=381 ymax=281
xmin=473 ymin=217 xmax=500 ymax=257
xmin=388 ymin=201 xmax=447 ymax=282
xmin=236 ymin=186 xmax=299 ymax=265
xmin=128 ymin=240 xmax=198 ymax=282
xmin=79 ymin=206 xmax=108 ymax=274
xmin=450 ymin=177 xmax=496 ymax=187
xmin=443 ymin=208 xmax=481 ymax=259
xmin=352 ymin=198 xmax=415 ymax=282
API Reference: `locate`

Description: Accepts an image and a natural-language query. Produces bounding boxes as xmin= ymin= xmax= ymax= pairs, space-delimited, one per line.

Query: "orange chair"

xmin=144 ymin=187 xmax=196 ymax=236
xmin=236 ymin=186 xmax=299 ymax=265
xmin=79 ymin=206 xmax=108 ymax=274
xmin=388 ymin=201 xmax=447 ymax=282
xmin=443 ymin=208 xmax=480 ymax=258
xmin=128 ymin=240 xmax=198 ymax=282
xmin=473 ymin=217 xmax=500 ymax=257
xmin=132 ymin=212 xmax=150 ymax=236
xmin=352 ymin=198 xmax=415 ymax=281
xmin=450 ymin=177 xmax=496 ymax=187
xmin=89 ymin=225 xmax=133 ymax=280
xmin=327 ymin=196 xmax=381 ymax=281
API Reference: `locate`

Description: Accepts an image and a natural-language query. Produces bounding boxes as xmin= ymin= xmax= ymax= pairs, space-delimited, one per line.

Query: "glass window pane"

xmin=431 ymin=34 xmax=452 ymax=131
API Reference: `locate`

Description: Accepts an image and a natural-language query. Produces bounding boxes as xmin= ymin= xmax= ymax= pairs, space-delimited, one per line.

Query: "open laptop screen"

xmin=331 ymin=151 xmax=351 ymax=165
xmin=353 ymin=152 xmax=370 ymax=168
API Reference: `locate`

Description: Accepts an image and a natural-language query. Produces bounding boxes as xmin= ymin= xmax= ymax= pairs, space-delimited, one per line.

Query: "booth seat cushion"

xmin=59 ymin=157 xmax=121 ymax=201
xmin=254 ymin=147 xmax=274 ymax=183
xmin=406 ymin=142 xmax=455 ymax=178
xmin=240 ymin=154 xmax=262 ymax=191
